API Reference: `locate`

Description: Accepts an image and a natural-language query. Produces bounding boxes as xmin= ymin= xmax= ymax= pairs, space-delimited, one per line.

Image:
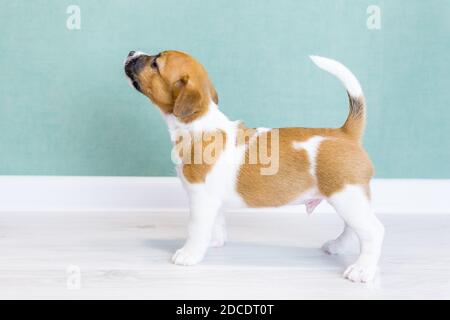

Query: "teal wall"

xmin=0 ymin=0 xmax=449 ymax=178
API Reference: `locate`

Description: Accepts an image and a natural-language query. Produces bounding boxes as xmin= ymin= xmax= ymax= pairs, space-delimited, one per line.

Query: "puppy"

xmin=124 ymin=50 xmax=384 ymax=283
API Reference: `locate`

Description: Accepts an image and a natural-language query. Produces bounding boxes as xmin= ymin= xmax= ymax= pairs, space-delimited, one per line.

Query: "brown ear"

xmin=173 ymin=77 xmax=208 ymax=122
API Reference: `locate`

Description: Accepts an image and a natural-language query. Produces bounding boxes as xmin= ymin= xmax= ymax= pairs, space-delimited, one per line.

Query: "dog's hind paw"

xmin=322 ymin=239 xmax=346 ymax=255
xmin=343 ymin=262 xmax=378 ymax=283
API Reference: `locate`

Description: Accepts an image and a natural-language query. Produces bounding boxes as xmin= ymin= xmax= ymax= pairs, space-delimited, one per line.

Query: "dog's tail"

xmin=310 ymin=55 xmax=366 ymax=142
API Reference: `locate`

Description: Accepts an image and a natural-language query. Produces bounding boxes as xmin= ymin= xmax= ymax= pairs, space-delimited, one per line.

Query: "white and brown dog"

xmin=124 ymin=50 xmax=384 ymax=282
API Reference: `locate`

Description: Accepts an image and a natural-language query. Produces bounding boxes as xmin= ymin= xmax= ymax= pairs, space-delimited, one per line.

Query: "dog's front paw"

xmin=172 ymin=246 xmax=206 ymax=266
xmin=209 ymin=237 xmax=226 ymax=248
xmin=343 ymin=261 xmax=378 ymax=283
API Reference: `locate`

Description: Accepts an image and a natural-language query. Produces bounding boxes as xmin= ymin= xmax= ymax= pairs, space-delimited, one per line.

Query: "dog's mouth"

xmin=124 ymin=51 xmax=146 ymax=92
xmin=124 ymin=62 xmax=138 ymax=91
xmin=124 ymin=73 xmax=140 ymax=92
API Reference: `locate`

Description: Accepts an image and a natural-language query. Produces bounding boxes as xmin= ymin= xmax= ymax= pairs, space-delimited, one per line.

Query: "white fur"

xmin=310 ymin=55 xmax=363 ymax=98
xmin=167 ymin=103 xmax=247 ymax=265
xmin=256 ymin=127 xmax=271 ymax=134
xmin=123 ymin=51 xmax=146 ymax=69
xmin=164 ymin=104 xmax=231 ymax=133
xmin=292 ymin=136 xmax=325 ymax=177
xmin=289 ymin=136 xmax=327 ymax=209
xmin=322 ymin=225 xmax=357 ymax=255
xmin=327 ymin=185 xmax=384 ymax=282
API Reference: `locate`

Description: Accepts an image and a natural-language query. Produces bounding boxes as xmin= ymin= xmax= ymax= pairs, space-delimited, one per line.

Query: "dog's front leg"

xmin=210 ymin=211 xmax=227 ymax=248
xmin=172 ymin=193 xmax=221 ymax=266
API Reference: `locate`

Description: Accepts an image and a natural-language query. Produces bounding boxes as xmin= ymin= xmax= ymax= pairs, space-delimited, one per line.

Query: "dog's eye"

xmin=151 ymin=59 xmax=158 ymax=70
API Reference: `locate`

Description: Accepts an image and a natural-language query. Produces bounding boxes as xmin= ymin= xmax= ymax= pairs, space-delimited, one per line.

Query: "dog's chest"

xmin=164 ymin=110 xmax=243 ymax=195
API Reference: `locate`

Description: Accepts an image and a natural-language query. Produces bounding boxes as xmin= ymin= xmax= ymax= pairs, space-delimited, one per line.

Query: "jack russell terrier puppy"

xmin=124 ymin=50 xmax=384 ymax=283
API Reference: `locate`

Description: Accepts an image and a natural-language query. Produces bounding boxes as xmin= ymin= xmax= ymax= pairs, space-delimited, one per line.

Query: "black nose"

xmin=128 ymin=51 xmax=136 ymax=57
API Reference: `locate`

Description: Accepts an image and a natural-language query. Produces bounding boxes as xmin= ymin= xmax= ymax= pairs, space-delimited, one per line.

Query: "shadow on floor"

xmin=143 ymin=238 xmax=355 ymax=269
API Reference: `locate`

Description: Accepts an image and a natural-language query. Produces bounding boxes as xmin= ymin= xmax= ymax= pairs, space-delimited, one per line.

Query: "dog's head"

xmin=124 ymin=50 xmax=218 ymax=123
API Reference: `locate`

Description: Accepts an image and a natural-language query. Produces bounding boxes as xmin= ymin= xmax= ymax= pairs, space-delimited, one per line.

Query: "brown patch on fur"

xmin=316 ymin=138 xmax=373 ymax=197
xmin=176 ymin=130 xmax=227 ymax=184
xmin=131 ymin=51 xmax=218 ymax=123
xmin=236 ymin=127 xmax=373 ymax=207
xmin=237 ymin=128 xmax=314 ymax=207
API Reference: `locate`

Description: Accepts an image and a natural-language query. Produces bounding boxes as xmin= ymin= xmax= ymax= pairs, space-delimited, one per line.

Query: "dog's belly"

xmin=224 ymin=185 xmax=323 ymax=211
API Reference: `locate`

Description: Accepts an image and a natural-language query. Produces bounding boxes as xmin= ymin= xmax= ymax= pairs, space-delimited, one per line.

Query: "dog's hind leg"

xmin=322 ymin=224 xmax=357 ymax=255
xmin=327 ymin=185 xmax=385 ymax=283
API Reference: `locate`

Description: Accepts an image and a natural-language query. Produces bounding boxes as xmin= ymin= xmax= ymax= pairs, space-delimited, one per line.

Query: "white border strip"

xmin=0 ymin=176 xmax=448 ymax=214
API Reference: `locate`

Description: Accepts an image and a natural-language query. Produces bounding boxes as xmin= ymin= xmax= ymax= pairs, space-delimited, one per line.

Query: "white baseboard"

xmin=0 ymin=176 xmax=448 ymax=214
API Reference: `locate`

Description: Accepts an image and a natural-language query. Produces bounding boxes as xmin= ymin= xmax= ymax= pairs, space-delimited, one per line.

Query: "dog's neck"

xmin=163 ymin=101 xmax=234 ymax=142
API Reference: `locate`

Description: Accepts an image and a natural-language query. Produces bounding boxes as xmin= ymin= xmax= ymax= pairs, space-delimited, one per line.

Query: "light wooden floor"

xmin=0 ymin=210 xmax=449 ymax=299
